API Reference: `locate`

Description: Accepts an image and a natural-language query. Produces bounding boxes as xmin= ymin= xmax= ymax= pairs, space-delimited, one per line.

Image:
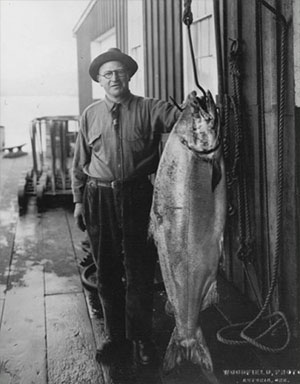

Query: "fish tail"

xmin=163 ymin=327 xmax=213 ymax=373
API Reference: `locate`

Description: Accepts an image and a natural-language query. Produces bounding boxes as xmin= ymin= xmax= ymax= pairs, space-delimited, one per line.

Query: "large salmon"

xmin=149 ymin=90 xmax=226 ymax=374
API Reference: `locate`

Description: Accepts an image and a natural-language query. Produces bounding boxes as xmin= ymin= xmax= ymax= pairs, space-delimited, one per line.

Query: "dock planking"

xmin=0 ymin=153 xmax=104 ymax=384
xmin=0 ymin=268 xmax=46 ymax=384
xmin=0 ymin=202 xmax=46 ymax=384
xmin=0 ymin=299 xmax=4 ymax=322
xmin=41 ymin=208 xmax=82 ymax=295
xmin=65 ymin=210 xmax=105 ymax=352
xmin=46 ymin=292 xmax=103 ymax=384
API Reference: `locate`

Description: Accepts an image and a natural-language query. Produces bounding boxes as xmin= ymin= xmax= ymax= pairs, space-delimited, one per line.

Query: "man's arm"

xmin=72 ymin=115 xmax=91 ymax=231
xmin=149 ymin=99 xmax=181 ymax=134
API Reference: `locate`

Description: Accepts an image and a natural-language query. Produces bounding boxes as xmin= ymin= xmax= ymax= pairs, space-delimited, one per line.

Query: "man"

xmin=72 ymin=48 xmax=180 ymax=365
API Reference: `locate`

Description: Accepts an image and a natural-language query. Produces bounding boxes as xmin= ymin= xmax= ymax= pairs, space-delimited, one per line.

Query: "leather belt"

xmin=87 ymin=176 xmax=148 ymax=189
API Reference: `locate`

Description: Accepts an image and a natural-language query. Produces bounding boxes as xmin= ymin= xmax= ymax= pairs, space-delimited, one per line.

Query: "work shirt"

xmin=72 ymin=92 xmax=180 ymax=203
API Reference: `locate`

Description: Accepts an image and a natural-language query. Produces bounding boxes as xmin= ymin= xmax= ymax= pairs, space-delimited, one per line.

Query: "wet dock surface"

xmin=0 ymin=153 xmax=299 ymax=384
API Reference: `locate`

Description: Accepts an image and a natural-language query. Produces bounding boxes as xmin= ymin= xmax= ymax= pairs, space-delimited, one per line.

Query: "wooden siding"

xmin=74 ymin=0 xmax=128 ymax=112
xmin=215 ymin=0 xmax=299 ymax=335
xmin=144 ymin=0 xmax=184 ymax=103
xmin=115 ymin=0 xmax=128 ymax=52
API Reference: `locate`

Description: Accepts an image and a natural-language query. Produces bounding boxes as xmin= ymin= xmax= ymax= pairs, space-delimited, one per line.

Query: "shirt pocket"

xmin=88 ymin=132 xmax=102 ymax=153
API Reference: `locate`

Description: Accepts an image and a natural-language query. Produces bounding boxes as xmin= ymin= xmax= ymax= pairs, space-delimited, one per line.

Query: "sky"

xmin=0 ymin=0 xmax=90 ymax=146
xmin=0 ymin=0 xmax=90 ymax=96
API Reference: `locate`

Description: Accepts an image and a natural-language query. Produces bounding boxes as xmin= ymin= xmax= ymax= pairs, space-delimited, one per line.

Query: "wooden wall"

xmin=143 ymin=0 xmax=184 ymax=103
xmin=215 ymin=0 xmax=299 ymax=335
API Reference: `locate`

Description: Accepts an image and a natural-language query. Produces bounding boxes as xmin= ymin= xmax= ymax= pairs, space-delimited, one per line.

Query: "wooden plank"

xmin=46 ymin=292 xmax=103 ymax=384
xmin=0 ymin=198 xmax=46 ymax=384
xmin=65 ymin=209 xmax=107 ymax=369
xmin=0 ymin=299 xmax=4 ymax=321
xmin=261 ymin=0 xmax=279 ymax=309
xmin=166 ymin=0 xmax=175 ymax=99
xmin=173 ymin=0 xmax=183 ymax=103
xmin=64 ymin=210 xmax=104 ymax=348
xmin=148 ymin=0 xmax=155 ymax=98
xmin=158 ymin=0 xmax=167 ymax=101
xmin=152 ymin=0 xmax=160 ymax=98
xmin=0 ymin=268 xmax=46 ymax=384
xmin=41 ymin=208 xmax=82 ymax=295
xmin=42 ymin=207 xmax=102 ymax=381
xmin=0 ymin=206 xmax=46 ymax=384
xmin=144 ymin=0 xmax=154 ymax=97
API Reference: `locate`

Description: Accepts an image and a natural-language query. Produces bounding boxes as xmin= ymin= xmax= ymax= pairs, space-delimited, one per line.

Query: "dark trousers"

xmin=83 ymin=177 xmax=157 ymax=341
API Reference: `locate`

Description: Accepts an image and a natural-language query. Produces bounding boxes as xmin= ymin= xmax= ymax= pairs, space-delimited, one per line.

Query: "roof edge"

xmin=72 ymin=0 xmax=97 ymax=36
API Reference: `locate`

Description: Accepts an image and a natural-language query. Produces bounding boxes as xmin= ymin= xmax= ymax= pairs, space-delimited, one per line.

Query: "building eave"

xmin=72 ymin=0 xmax=97 ymax=36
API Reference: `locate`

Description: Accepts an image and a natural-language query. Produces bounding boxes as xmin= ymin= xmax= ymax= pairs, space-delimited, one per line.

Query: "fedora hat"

xmin=89 ymin=48 xmax=138 ymax=82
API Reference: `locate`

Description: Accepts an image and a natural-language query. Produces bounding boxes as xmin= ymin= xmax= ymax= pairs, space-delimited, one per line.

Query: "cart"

xmin=18 ymin=115 xmax=80 ymax=213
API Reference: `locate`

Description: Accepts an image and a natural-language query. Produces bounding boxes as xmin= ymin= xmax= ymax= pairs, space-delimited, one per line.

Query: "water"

xmin=0 ymin=95 xmax=80 ymax=149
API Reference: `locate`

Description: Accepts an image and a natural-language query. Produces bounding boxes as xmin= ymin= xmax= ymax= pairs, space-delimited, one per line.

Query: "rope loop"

xmin=217 ymin=311 xmax=291 ymax=352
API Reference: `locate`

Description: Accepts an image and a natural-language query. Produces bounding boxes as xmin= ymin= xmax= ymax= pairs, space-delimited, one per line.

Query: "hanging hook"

xmin=182 ymin=0 xmax=206 ymax=98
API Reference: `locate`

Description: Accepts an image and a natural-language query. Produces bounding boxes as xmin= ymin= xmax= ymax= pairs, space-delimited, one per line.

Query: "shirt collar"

xmin=105 ymin=91 xmax=133 ymax=112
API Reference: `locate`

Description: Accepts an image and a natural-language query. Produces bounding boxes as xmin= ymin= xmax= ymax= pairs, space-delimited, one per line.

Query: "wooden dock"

xmin=0 ymin=153 xmax=299 ymax=384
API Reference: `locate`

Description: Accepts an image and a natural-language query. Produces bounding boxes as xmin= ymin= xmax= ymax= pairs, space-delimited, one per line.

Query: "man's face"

xmin=98 ymin=61 xmax=130 ymax=99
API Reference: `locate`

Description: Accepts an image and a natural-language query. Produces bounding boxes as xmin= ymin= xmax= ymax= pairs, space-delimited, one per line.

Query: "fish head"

xmin=180 ymin=90 xmax=220 ymax=157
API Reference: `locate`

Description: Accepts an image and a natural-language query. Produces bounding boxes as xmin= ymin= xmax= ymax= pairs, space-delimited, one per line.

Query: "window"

xmin=183 ymin=0 xmax=218 ymax=100
xmin=127 ymin=0 xmax=145 ymax=96
xmin=90 ymin=28 xmax=116 ymax=100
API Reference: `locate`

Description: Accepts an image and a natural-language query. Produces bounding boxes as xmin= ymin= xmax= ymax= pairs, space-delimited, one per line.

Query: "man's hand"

xmin=74 ymin=203 xmax=86 ymax=231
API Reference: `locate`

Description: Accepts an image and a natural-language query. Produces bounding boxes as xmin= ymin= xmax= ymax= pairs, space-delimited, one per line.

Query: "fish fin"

xmin=201 ymin=281 xmax=219 ymax=311
xmin=163 ymin=328 xmax=213 ymax=374
xmin=212 ymin=159 xmax=222 ymax=192
xmin=165 ymin=300 xmax=175 ymax=317
xmin=163 ymin=328 xmax=181 ymax=373
xmin=190 ymin=329 xmax=214 ymax=372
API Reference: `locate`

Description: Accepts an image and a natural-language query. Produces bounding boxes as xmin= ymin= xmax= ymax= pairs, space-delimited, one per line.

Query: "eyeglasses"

xmin=99 ymin=69 xmax=127 ymax=79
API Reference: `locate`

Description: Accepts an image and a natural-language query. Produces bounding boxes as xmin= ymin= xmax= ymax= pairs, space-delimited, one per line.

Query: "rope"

xmin=228 ymin=40 xmax=251 ymax=262
xmin=217 ymin=1 xmax=290 ymax=352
